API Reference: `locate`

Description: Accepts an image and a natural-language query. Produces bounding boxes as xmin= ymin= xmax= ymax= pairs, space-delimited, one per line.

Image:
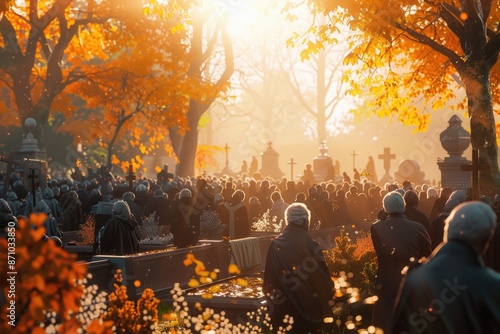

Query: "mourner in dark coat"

xmin=263 ymin=203 xmax=333 ymax=334
xmin=0 ymin=199 xmax=17 ymax=239
xmin=60 ymin=191 xmax=83 ymax=232
xmin=98 ymin=201 xmax=139 ymax=255
xmin=169 ymin=189 xmax=200 ymax=248
xmin=42 ymin=187 xmax=63 ymax=222
xmin=429 ymin=190 xmax=465 ymax=250
xmin=393 ymin=201 xmax=500 ymax=334
xmin=220 ymin=190 xmax=250 ymax=239
xmin=371 ymin=191 xmax=432 ymax=332
xmin=34 ymin=200 xmax=63 ymax=240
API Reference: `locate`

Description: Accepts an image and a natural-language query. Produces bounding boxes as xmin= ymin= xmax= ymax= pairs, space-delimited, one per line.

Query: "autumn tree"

xmin=59 ymin=8 xmax=193 ymax=172
xmin=0 ymin=0 xmax=122 ymax=150
xmin=289 ymin=0 xmax=500 ymax=192
xmin=167 ymin=5 xmax=234 ymax=177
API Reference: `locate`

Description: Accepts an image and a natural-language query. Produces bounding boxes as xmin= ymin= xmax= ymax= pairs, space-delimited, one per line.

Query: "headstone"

xmin=126 ymin=164 xmax=136 ymax=191
xmin=313 ymin=140 xmax=334 ymax=182
xmin=157 ymin=164 xmax=174 ymax=185
xmin=437 ymin=115 xmax=472 ymax=191
xmin=91 ymin=199 xmax=118 ymax=252
xmin=0 ymin=118 xmax=48 ymax=197
xmin=259 ymin=141 xmax=283 ymax=180
xmin=394 ymin=159 xmax=426 ymax=185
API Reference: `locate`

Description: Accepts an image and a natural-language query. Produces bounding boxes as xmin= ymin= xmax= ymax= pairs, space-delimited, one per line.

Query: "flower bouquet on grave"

xmin=77 ymin=214 xmax=96 ymax=246
xmin=199 ymin=210 xmax=226 ymax=239
xmin=139 ymin=212 xmax=173 ymax=245
xmin=251 ymin=210 xmax=282 ymax=232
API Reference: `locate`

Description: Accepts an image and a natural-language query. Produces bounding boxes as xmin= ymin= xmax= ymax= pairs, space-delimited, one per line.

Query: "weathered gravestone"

xmin=313 ymin=140 xmax=335 ymax=182
xmin=259 ymin=141 xmax=283 ymax=180
xmin=437 ymin=115 xmax=473 ymax=191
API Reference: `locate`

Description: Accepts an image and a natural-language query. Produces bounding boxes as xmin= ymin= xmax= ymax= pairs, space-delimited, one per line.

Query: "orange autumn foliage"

xmin=286 ymin=0 xmax=500 ymax=191
xmin=0 ymin=214 xmax=86 ymax=333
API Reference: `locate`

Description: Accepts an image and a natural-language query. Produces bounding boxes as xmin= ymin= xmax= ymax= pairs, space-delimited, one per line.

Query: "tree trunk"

xmin=462 ymin=62 xmax=500 ymax=195
xmin=176 ymin=106 xmax=201 ymax=177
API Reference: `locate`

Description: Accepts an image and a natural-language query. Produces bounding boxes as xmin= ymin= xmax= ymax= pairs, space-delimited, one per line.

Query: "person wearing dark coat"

xmin=393 ymin=201 xmax=500 ymax=334
xmin=42 ymin=187 xmax=63 ymax=223
xmin=429 ymin=187 xmax=453 ymax=222
xmin=83 ymin=188 xmax=102 ymax=215
xmin=33 ymin=200 xmax=63 ymax=239
xmin=0 ymin=199 xmax=17 ymax=239
xmin=316 ymin=190 xmax=335 ymax=228
xmin=255 ymin=180 xmax=273 ymax=213
xmin=142 ymin=188 xmax=170 ymax=226
xmin=429 ymin=190 xmax=465 ymax=250
xmin=75 ymin=182 xmax=90 ymax=210
xmin=98 ymin=201 xmax=139 ymax=255
xmin=371 ymin=191 xmax=432 ymax=333
xmin=263 ymin=203 xmax=333 ymax=333
xmin=59 ymin=191 xmax=83 ymax=232
xmin=169 ymin=189 xmax=199 ymax=248
xmin=247 ymin=196 xmax=261 ymax=225
xmin=123 ymin=192 xmax=143 ymax=225
xmin=403 ymin=190 xmax=430 ymax=232
xmin=6 ymin=190 xmax=21 ymax=217
xmin=220 ymin=190 xmax=250 ymax=239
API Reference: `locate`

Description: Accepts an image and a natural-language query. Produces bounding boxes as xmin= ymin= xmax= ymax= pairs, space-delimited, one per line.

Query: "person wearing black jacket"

xmin=98 ymin=201 xmax=139 ymax=255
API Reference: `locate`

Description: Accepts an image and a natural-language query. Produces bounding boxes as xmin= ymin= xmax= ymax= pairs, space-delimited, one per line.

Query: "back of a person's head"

xmin=285 ymin=202 xmax=310 ymax=228
xmin=403 ymin=190 xmax=419 ymax=208
xmin=123 ymin=191 xmax=135 ymax=202
xmin=214 ymin=193 xmax=224 ymax=205
xmin=427 ymin=187 xmax=438 ymax=198
xmin=154 ymin=188 xmax=164 ymax=197
xmin=249 ymin=196 xmax=259 ymax=206
xmin=231 ymin=189 xmax=245 ymax=203
xmin=112 ymin=200 xmax=131 ymax=219
xmin=320 ymin=190 xmax=329 ymax=201
xmin=295 ymin=192 xmax=306 ymax=202
xmin=307 ymin=186 xmax=317 ymax=195
xmin=271 ymin=191 xmax=282 ymax=202
xmin=387 ymin=183 xmax=398 ymax=192
xmin=0 ymin=199 xmax=12 ymax=214
xmin=179 ymin=188 xmax=192 ymax=200
xmin=383 ymin=191 xmax=406 ymax=214
xmin=443 ymin=190 xmax=466 ymax=212
xmin=444 ymin=201 xmax=497 ymax=254
xmin=34 ymin=200 xmax=51 ymax=214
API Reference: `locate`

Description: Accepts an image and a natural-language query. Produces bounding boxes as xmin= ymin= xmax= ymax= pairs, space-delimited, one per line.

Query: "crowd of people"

xmin=1 ymin=167 xmax=500 ymax=333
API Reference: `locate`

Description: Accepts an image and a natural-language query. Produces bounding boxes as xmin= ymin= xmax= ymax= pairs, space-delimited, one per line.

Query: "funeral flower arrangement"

xmin=199 ymin=210 xmax=226 ymax=240
xmin=251 ymin=210 xmax=282 ymax=233
xmin=139 ymin=212 xmax=173 ymax=245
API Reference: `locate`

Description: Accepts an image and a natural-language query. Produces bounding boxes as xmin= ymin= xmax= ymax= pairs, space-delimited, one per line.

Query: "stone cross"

xmin=460 ymin=149 xmax=490 ymax=200
xmin=351 ymin=150 xmax=358 ymax=170
xmin=126 ymin=164 xmax=136 ymax=191
xmin=287 ymin=157 xmax=297 ymax=180
xmin=27 ymin=168 xmax=38 ymax=207
xmin=0 ymin=151 xmax=21 ymax=199
xmin=379 ymin=147 xmax=396 ymax=174
xmin=224 ymin=143 xmax=230 ymax=167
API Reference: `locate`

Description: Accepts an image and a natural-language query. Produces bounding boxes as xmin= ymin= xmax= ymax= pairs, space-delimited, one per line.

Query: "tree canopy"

xmin=287 ymin=0 xmax=500 ymax=192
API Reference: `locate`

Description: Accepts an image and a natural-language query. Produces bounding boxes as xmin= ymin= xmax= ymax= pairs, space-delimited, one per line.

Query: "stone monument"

xmin=437 ymin=115 xmax=471 ymax=190
xmin=394 ymin=159 xmax=426 ymax=185
xmin=313 ymin=140 xmax=334 ymax=182
xmin=1 ymin=118 xmax=47 ymax=198
xmin=259 ymin=141 xmax=283 ymax=180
